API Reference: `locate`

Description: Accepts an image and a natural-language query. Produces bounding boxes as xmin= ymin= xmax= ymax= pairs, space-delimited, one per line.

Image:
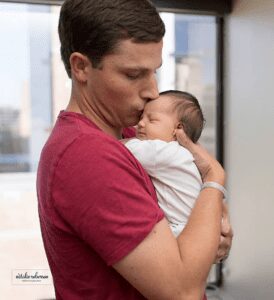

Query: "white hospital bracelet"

xmin=201 ymin=181 xmax=227 ymax=200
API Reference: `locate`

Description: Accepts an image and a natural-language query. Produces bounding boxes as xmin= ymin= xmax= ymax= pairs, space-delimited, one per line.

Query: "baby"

xmin=125 ymin=90 xmax=205 ymax=237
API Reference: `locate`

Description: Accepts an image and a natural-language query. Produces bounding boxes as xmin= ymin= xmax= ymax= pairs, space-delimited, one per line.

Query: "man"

xmin=37 ymin=0 xmax=233 ymax=299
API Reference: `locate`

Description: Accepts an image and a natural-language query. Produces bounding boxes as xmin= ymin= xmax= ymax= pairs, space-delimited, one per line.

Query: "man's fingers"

xmin=222 ymin=202 xmax=234 ymax=237
xmin=214 ymin=202 xmax=233 ymax=263
xmin=175 ymin=128 xmax=192 ymax=149
xmin=215 ymin=235 xmax=231 ymax=263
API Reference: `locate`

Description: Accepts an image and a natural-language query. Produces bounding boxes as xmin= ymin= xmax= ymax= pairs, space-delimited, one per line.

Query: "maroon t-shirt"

xmin=37 ymin=111 xmax=164 ymax=299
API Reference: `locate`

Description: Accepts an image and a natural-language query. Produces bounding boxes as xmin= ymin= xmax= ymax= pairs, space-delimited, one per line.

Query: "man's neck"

xmin=66 ymin=97 xmax=123 ymax=139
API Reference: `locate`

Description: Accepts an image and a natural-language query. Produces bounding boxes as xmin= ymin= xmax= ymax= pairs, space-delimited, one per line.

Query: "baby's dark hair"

xmin=159 ymin=90 xmax=205 ymax=143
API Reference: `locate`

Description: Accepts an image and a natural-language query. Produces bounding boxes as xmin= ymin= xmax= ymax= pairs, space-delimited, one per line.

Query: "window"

xmin=0 ymin=6 xmax=218 ymax=174
xmin=0 ymin=3 xmax=69 ymax=173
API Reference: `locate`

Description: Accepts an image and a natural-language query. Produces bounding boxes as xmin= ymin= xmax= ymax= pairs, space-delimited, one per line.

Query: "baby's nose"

xmin=138 ymin=119 xmax=145 ymax=128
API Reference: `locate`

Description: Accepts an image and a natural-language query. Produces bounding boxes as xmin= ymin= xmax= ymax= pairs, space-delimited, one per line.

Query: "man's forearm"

xmin=176 ymin=188 xmax=223 ymax=292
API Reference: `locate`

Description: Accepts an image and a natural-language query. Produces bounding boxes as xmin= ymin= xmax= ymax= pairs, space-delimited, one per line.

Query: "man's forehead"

xmin=112 ymin=39 xmax=163 ymax=66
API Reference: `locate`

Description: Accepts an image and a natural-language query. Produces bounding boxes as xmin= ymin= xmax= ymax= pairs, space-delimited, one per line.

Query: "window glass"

xmin=159 ymin=13 xmax=217 ymax=155
xmin=0 ymin=3 xmax=69 ymax=173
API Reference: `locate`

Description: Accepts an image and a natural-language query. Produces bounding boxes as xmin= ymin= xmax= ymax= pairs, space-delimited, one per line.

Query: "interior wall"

xmin=224 ymin=0 xmax=274 ymax=299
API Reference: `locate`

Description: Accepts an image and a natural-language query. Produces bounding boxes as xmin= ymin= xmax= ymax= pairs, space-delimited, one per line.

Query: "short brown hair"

xmin=160 ymin=90 xmax=205 ymax=143
xmin=58 ymin=0 xmax=165 ymax=77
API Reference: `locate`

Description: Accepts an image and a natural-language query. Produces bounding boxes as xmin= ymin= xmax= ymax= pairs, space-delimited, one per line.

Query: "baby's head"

xmin=136 ymin=90 xmax=205 ymax=142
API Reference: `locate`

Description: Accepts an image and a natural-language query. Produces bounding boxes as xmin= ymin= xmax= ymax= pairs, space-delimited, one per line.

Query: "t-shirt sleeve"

xmin=124 ymin=139 xmax=157 ymax=176
xmin=52 ymin=134 xmax=164 ymax=266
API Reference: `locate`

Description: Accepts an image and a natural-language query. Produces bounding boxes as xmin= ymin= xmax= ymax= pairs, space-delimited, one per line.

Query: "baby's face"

xmin=136 ymin=95 xmax=178 ymax=142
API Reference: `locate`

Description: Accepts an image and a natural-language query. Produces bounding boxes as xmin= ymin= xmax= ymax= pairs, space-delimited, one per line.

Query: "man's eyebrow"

xmin=123 ymin=61 xmax=163 ymax=71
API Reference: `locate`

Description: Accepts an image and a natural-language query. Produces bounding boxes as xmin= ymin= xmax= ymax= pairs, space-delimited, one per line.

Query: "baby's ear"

xmin=173 ymin=123 xmax=182 ymax=139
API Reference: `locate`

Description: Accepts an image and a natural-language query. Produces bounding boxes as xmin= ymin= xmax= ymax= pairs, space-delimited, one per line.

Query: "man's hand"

xmin=215 ymin=201 xmax=233 ymax=263
xmin=175 ymin=128 xmax=225 ymax=184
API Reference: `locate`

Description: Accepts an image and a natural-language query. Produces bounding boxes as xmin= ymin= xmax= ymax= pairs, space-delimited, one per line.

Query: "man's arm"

xmin=113 ymin=129 xmax=232 ymax=299
xmin=175 ymin=128 xmax=233 ymax=264
xmin=113 ymin=187 xmax=223 ymax=300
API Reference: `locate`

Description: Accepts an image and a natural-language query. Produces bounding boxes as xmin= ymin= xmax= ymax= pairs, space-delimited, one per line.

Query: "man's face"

xmin=136 ymin=95 xmax=178 ymax=142
xmin=84 ymin=39 xmax=163 ymax=132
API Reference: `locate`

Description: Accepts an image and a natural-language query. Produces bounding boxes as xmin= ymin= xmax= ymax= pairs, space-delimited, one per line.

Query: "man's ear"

xmin=69 ymin=52 xmax=90 ymax=83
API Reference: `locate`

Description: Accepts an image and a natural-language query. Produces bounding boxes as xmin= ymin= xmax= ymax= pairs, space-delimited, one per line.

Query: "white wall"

xmin=224 ymin=0 xmax=274 ymax=299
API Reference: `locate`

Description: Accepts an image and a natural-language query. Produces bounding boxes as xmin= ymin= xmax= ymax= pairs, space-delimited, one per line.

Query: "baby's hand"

xmin=175 ymin=128 xmax=225 ymax=185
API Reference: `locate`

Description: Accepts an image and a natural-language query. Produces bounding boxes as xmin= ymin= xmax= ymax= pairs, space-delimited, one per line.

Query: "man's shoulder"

xmin=47 ymin=111 xmax=125 ymax=154
xmin=39 ymin=113 xmax=135 ymax=182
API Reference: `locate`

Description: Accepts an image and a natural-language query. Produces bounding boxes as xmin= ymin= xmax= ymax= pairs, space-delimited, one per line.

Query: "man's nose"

xmin=141 ymin=74 xmax=159 ymax=101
